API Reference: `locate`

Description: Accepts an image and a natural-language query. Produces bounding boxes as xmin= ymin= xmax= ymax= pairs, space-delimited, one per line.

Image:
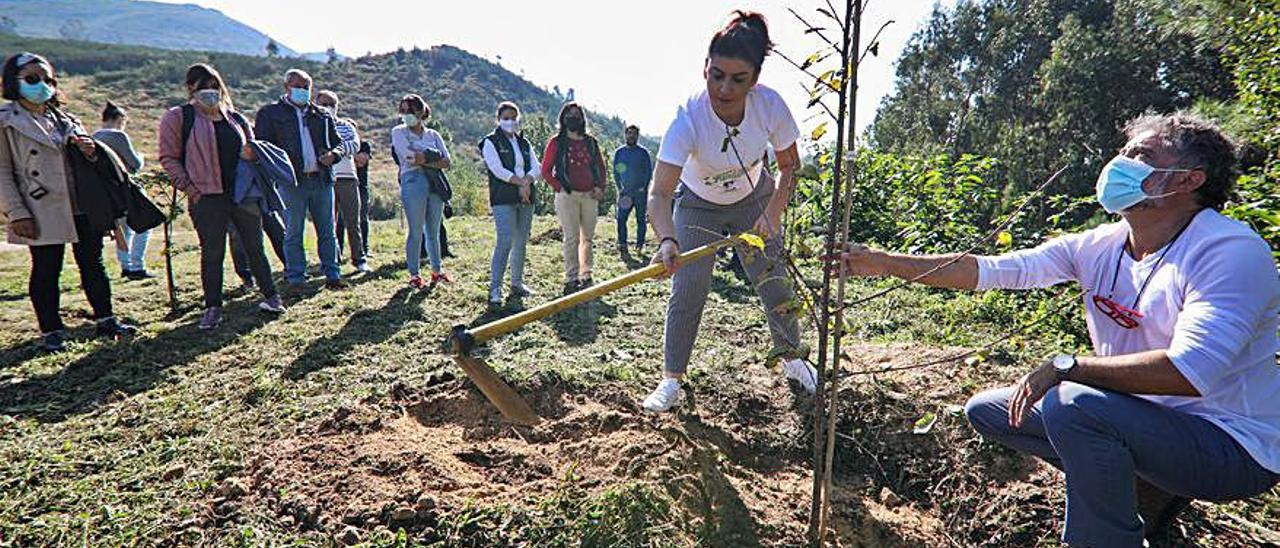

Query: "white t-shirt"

xmin=390 ymin=125 xmax=450 ymax=177
xmin=976 ymin=209 xmax=1280 ymax=473
xmin=658 ymin=84 xmax=800 ymax=205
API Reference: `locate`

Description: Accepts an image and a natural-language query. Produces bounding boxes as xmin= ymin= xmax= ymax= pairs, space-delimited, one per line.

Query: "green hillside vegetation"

xmin=0 ymin=0 xmax=299 ymax=57
xmin=0 ymin=33 xmax=640 ymax=219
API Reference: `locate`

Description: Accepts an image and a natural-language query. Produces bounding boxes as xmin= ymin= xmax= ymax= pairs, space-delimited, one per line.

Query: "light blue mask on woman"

xmin=1094 ymin=155 xmax=1190 ymax=213
xmin=18 ymin=80 xmax=54 ymax=104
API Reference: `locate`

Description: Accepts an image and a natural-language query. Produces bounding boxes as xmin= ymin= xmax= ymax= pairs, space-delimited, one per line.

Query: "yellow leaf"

xmin=739 ymin=233 xmax=766 ymax=250
xmin=997 ymin=231 xmax=1013 ymax=247
xmin=811 ymin=122 xmax=828 ymax=141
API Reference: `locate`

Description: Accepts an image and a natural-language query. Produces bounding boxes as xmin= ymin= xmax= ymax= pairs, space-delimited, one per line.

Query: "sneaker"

xmin=562 ymin=281 xmax=578 ymax=296
xmin=579 ymin=277 xmax=594 ymax=289
xmin=408 ymin=275 xmax=428 ymax=290
xmin=127 ymin=269 xmax=156 ymax=280
xmin=1138 ymin=478 xmax=1192 ymax=539
xmin=258 ymin=295 xmax=286 ymax=314
xmin=782 ymin=358 xmax=818 ymax=394
xmin=240 ymin=275 xmax=257 ymax=291
xmin=355 ymin=262 xmax=374 ymax=274
xmin=510 ymin=284 xmax=536 ymax=298
xmin=95 ymin=317 xmax=138 ymax=338
xmin=430 ymin=271 xmax=454 ymax=284
xmin=642 ymin=378 xmax=683 ymax=412
xmin=40 ymin=330 xmax=67 ymax=352
xmin=325 ymin=278 xmax=349 ymax=290
xmin=198 ymin=307 xmax=222 ymax=330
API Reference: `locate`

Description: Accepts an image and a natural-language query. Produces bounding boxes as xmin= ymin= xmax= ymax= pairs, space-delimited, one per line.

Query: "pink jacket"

xmin=157 ymin=103 xmax=253 ymax=197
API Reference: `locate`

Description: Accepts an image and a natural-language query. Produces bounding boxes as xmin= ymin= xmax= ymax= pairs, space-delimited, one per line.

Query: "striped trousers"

xmin=663 ymin=180 xmax=801 ymax=375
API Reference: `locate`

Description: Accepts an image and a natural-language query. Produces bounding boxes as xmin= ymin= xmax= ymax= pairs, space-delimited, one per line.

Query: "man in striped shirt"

xmin=315 ymin=90 xmax=370 ymax=273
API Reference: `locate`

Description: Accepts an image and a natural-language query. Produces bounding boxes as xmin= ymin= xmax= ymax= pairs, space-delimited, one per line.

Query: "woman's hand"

xmin=651 ymin=239 xmax=680 ymax=277
xmin=72 ymin=135 xmax=96 ymax=158
xmin=240 ymin=144 xmax=258 ymax=162
xmin=590 ymin=187 xmax=604 ymax=201
xmin=9 ymin=218 xmax=39 ymax=239
xmin=518 ymin=183 xmax=531 ymax=203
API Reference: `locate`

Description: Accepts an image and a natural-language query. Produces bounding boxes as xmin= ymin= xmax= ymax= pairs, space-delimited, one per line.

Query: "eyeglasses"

xmin=21 ymin=74 xmax=56 ymax=87
xmin=1092 ymin=294 xmax=1143 ymax=329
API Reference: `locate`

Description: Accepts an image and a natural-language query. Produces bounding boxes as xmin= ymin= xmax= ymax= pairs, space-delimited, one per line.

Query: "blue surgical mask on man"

xmin=1094 ymin=155 xmax=1191 ymax=214
xmin=19 ymin=80 xmax=54 ymax=104
xmin=288 ymin=87 xmax=311 ymax=105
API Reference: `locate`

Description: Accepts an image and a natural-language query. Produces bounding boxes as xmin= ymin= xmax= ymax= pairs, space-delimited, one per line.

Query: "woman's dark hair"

xmin=102 ymin=100 xmax=126 ymax=122
xmin=557 ymin=101 xmax=587 ymax=136
xmin=400 ymin=94 xmax=430 ymax=118
xmin=708 ymin=10 xmax=773 ymax=71
xmin=2 ymin=52 xmax=64 ymax=106
xmin=185 ymin=63 xmax=233 ymax=109
xmin=496 ymin=101 xmax=520 ymax=118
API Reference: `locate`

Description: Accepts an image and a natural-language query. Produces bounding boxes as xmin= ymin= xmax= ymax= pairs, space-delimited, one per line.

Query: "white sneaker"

xmin=642 ymin=378 xmax=683 ymax=412
xmin=782 ymin=358 xmax=818 ymax=394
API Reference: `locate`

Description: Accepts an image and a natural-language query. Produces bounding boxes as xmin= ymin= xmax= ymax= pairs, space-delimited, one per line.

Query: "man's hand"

xmin=9 ymin=218 xmax=38 ymax=239
xmin=651 ymin=238 xmax=680 ymax=277
xmin=354 ymin=152 xmax=370 ymax=168
xmin=1008 ymin=359 xmax=1061 ymax=429
xmin=826 ymin=243 xmax=891 ymax=278
xmin=319 ymin=152 xmax=337 ymax=166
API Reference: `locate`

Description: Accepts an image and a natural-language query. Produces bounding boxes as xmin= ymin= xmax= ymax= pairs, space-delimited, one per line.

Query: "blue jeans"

xmin=616 ymin=193 xmax=647 ymax=248
xmin=115 ymin=225 xmax=151 ymax=272
xmin=400 ymin=169 xmax=445 ymax=276
xmin=280 ymin=177 xmax=340 ymax=283
xmin=489 ymin=203 xmax=534 ymax=299
xmin=966 ymin=382 xmax=1279 ymax=548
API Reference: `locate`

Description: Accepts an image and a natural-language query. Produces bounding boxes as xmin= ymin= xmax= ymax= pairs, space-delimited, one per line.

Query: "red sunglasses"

xmin=1092 ymin=294 xmax=1144 ymax=329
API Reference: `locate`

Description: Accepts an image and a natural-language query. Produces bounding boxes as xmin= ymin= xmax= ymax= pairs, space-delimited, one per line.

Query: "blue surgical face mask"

xmin=288 ymin=87 xmax=311 ymax=105
xmin=1095 ymin=155 xmax=1189 ymax=214
xmin=19 ymin=80 xmax=54 ymax=104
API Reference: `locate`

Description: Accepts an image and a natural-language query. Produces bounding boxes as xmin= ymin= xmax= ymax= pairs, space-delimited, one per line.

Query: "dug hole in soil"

xmin=208 ymin=343 xmax=1260 ymax=546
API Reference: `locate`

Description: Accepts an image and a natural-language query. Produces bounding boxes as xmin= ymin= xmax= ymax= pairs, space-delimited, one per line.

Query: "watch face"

xmin=1053 ymin=354 xmax=1074 ymax=371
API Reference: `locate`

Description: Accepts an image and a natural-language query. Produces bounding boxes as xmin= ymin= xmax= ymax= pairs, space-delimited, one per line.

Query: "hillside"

xmin=0 ymin=0 xmax=299 ymax=57
xmin=0 ymin=34 xmax=639 ymax=217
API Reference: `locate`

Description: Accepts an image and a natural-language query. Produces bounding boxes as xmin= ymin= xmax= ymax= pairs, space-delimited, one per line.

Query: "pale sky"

xmin=154 ymin=0 xmax=952 ymax=139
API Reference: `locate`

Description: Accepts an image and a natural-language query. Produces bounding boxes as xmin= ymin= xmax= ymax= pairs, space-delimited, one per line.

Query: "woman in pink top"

xmin=157 ymin=63 xmax=285 ymax=330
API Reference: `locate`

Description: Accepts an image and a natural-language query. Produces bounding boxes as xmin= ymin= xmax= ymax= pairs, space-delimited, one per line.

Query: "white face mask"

xmin=194 ymin=89 xmax=221 ymax=109
xmin=498 ymin=119 xmax=519 ymax=134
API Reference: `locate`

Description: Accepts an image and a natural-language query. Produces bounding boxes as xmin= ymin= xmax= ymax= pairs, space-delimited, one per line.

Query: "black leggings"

xmin=28 ymin=214 xmax=113 ymax=333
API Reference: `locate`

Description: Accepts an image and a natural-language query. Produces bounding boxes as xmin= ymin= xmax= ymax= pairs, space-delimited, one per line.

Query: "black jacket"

xmin=253 ymin=98 xmax=345 ymax=183
xmin=67 ymin=139 xmax=164 ymax=233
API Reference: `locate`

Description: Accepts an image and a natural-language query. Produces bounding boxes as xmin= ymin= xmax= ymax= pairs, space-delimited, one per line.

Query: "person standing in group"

xmin=158 ymin=63 xmax=285 ymax=330
xmin=541 ymin=101 xmax=607 ymax=294
xmin=337 ymin=139 xmax=373 ymax=260
xmin=391 ymin=93 xmax=453 ymax=288
xmin=254 ymin=69 xmax=348 ymax=291
xmin=314 ymin=90 xmax=370 ymax=273
xmin=641 ymin=12 xmax=816 ymax=412
xmin=0 ymin=52 xmax=139 ymax=351
xmin=94 ymin=100 xmax=152 ymax=280
xmin=612 ymin=124 xmax=653 ymax=257
xmin=480 ymin=101 xmax=540 ymax=308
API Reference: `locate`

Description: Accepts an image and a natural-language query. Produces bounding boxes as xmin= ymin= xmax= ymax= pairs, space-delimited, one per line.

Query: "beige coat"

xmin=0 ymin=101 xmax=80 ymax=245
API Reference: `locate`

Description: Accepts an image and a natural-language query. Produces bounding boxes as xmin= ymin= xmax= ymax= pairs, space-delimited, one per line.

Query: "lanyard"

xmin=1106 ymin=210 xmax=1200 ymax=309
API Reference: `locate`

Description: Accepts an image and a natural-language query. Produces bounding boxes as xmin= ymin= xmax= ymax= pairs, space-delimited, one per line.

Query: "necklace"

xmin=1105 ymin=210 xmax=1201 ymax=309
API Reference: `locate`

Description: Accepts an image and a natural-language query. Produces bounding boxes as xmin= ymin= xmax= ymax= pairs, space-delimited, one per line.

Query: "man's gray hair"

xmin=284 ymin=68 xmax=312 ymax=85
xmin=1123 ymin=111 xmax=1238 ymax=210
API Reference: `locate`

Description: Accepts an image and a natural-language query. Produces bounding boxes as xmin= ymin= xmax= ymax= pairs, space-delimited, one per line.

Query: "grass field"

xmin=0 ymin=214 xmax=1275 ymax=546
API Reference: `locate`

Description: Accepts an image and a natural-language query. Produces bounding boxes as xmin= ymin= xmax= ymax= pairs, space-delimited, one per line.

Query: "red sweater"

xmin=541 ymin=136 xmax=606 ymax=193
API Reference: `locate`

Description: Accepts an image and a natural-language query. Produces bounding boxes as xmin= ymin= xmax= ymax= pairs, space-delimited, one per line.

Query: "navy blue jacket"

xmin=253 ymin=98 xmax=345 ymax=184
xmin=612 ymin=144 xmax=653 ymax=198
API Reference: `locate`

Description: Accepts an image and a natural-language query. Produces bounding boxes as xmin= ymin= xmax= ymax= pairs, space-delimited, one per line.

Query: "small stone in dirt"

xmin=162 ymin=464 xmax=186 ymax=481
xmin=336 ymin=525 xmax=361 ymax=545
xmin=414 ymin=495 xmax=436 ymax=513
xmin=389 ymin=506 xmax=416 ymax=523
xmin=879 ymin=486 xmax=904 ymax=507
xmin=598 ymin=411 xmax=624 ymax=433
xmin=217 ymin=478 xmax=247 ymax=499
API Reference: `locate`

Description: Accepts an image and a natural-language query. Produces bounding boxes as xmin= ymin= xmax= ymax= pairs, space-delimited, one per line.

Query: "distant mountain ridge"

xmin=0 ymin=0 xmax=299 ymax=57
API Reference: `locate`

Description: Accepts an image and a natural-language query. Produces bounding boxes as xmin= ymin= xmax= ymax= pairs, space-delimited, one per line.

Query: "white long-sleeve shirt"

xmin=976 ymin=208 xmax=1280 ymax=473
xmin=481 ymin=133 xmax=540 ymax=182
xmin=390 ymin=124 xmax=449 ymax=178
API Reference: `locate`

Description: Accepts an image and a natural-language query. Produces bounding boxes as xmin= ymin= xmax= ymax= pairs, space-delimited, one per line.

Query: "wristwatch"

xmin=1052 ymin=354 xmax=1078 ymax=380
